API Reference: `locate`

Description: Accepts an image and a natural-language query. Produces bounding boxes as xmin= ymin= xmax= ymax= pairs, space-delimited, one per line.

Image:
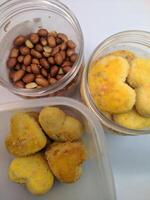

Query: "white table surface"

xmin=0 ymin=1 xmax=150 ymax=200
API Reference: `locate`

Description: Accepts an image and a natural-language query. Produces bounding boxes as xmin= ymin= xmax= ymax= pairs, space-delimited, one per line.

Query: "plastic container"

xmin=0 ymin=0 xmax=84 ymax=97
xmin=81 ymin=30 xmax=150 ymax=135
xmin=0 ymin=97 xmax=116 ymax=200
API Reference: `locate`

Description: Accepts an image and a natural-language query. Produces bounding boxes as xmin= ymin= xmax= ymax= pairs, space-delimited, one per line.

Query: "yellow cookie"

xmin=91 ymin=81 xmax=136 ymax=114
xmin=5 ymin=112 xmax=47 ymax=156
xmin=113 ymin=108 xmax=150 ymax=129
xmin=135 ymin=85 xmax=150 ymax=117
xmin=9 ymin=153 xmax=54 ymax=195
xmin=45 ymin=142 xmax=87 ymax=183
xmin=39 ymin=107 xmax=84 ymax=142
xmin=109 ymin=50 xmax=135 ymax=63
xmin=127 ymin=58 xmax=150 ymax=88
xmin=57 ymin=116 xmax=84 ymax=142
xmin=39 ymin=107 xmax=66 ymax=138
xmin=89 ymin=55 xmax=130 ymax=83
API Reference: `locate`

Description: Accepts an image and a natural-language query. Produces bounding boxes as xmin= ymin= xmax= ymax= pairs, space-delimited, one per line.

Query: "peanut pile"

xmin=7 ymin=29 xmax=78 ymax=89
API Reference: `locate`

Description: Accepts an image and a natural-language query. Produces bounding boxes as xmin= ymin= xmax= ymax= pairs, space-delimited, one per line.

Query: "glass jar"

xmin=81 ymin=30 xmax=150 ymax=135
xmin=0 ymin=0 xmax=84 ymax=97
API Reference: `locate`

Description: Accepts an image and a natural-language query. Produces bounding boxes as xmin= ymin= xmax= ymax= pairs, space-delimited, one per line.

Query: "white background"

xmin=1 ymin=1 xmax=150 ymax=200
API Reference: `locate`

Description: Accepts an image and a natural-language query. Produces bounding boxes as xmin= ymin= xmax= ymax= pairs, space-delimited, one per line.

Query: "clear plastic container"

xmin=81 ymin=30 xmax=150 ymax=135
xmin=0 ymin=0 xmax=84 ymax=98
xmin=0 ymin=97 xmax=116 ymax=200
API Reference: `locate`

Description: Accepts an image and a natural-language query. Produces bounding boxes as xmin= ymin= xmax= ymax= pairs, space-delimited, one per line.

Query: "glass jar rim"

xmin=0 ymin=0 xmax=84 ymax=97
xmin=82 ymin=30 xmax=150 ymax=135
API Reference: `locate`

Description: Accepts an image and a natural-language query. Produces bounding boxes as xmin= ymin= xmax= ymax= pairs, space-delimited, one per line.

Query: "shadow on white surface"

xmin=106 ymin=133 xmax=150 ymax=200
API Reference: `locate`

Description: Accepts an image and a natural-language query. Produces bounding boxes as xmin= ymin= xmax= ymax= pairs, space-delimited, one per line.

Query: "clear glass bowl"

xmin=0 ymin=96 xmax=116 ymax=200
xmin=0 ymin=0 xmax=84 ymax=97
xmin=81 ymin=30 xmax=150 ymax=135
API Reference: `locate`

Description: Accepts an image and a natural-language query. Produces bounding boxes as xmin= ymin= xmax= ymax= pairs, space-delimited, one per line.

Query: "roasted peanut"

xmin=23 ymin=73 xmax=35 ymax=83
xmin=58 ymin=68 xmax=64 ymax=75
xmin=47 ymin=36 xmax=56 ymax=47
xmin=38 ymin=29 xmax=48 ymax=37
xmin=60 ymin=42 xmax=67 ymax=50
xmin=62 ymin=60 xmax=72 ymax=67
xmin=20 ymin=46 xmax=30 ymax=56
xmin=17 ymin=55 xmax=24 ymax=63
xmin=35 ymin=77 xmax=49 ymax=87
xmin=49 ymin=77 xmax=57 ymax=85
xmin=35 ymin=44 xmax=43 ymax=52
xmin=31 ymin=49 xmax=42 ymax=58
xmin=48 ymin=31 xmax=57 ymax=37
xmin=43 ymin=46 xmax=52 ymax=53
xmin=7 ymin=58 xmax=17 ymax=68
xmin=31 ymin=63 xmax=40 ymax=74
xmin=14 ymin=35 xmax=26 ymax=46
xmin=43 ymin=52 xmax=51 ymax=57
xmin=41 ymin=68 xmax=48 ymax=77
xmin=32 ymin=58 xmax=40 ymax=65
xmin=23 ymin=55 xmax=32 ymax=66
xmin=67 ymin=40 xmax=76 ymax=49
xmin=12 ymin=69 xmax=25 ymax=82
xmin=26 ymin=66 xmax=32 ymax=73
xmin=63 ymin=66 xmax=72 ymax=73
xmin=9 ymin=48 xmax=19 ymax=58
xmin=25 ymin=82 xmax=37 ymax=89
xmin=57 ymin=33 xmax=68 ymax=42
xmin=59 ymin=50 xmax=66 ymax=60
xmin=70 ymin=53 xmax=78 ymax=62
xmin=51 ymin=46 xmax=60 ymax=56
xmin=54 ymin=53 xmax=63 ymax=65
xmin=40 ymin=58 xmax=49 ymax=69
xmin=56 ymin=37 xmax=62 ymax=45
xmin=30 ymin=33 xmax=39 ymax=44
xmin=66 ymin=49 xmax=75 ymax=57
xmin=40 ymin=37 xmax=47 ymax=46
xmin=50 ymin=65 xmax=59 ymax=77
xmin=15 ymin=80 xmax=25 ymax=88
xmin=48 ymin=57 xmax=55 ymax=65
xmin=56 ymin=74 xmax=64 ymax=80
xmin=36 ymin=74 xmax=43 ymax=78
xmin=25 ymin=40 xmax=34 ymax=48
